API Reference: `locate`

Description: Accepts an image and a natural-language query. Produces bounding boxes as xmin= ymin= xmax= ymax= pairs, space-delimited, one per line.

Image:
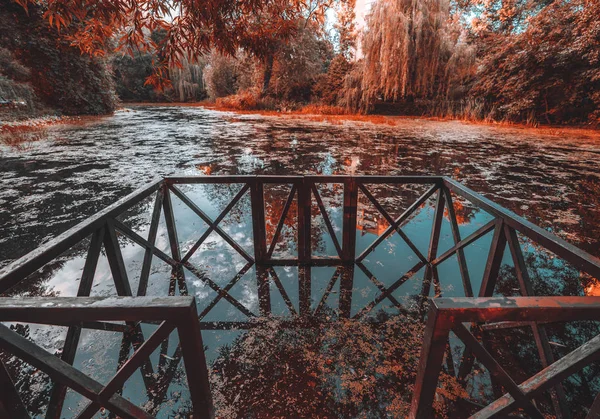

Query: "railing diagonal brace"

xmin=0 ymin=324 xmax=154 ymax=419
xmin=358 ymin=183 xmax=427 ymax=264
xmin=104 ymin=220 xmax=133 ymax=297
xmin=198 ymin=262 xmax=254 ymax=320
xmin=442 ymin=187 xmax=474 ymax=297
xmin=267 ymin=184 xmax=297 ymax=259
xmin=112 ymin=220 xmax=178 ymax=267
xmin=453 ymin=323 xmax=544 ymax=418
xmin=472 ymin=331 xmax=600 ymax=418
xmin=504 ymin=224 xmax=569 ymax=419
xmin=353 ymin=261 xmax=425 ymax=319
xmin=46 ymin=226 xmax=106 ymax=419
xmin=314 ymin=267 xmax=341 ymax=316
xmin=138 ymin=187 xmax=164 ymax=296
xmin=75 ymin=321 xmax=176 ymax=419
xmin=311 ymin=184 xmax=343 ymax=259
xmin=170 ymin=184 xmax=253 ymax=264
xmin=356 ymin=262 xmax=409 ymax=315
xmin=431 ymin=219 xmax=496 ymax=267
xmin=183 ymin=261 xmax=255 ymax=318
xmin=357 ymin=184 xmax=438 ymax=263
xmin=268 ymin=267 xmax=298 ymax=316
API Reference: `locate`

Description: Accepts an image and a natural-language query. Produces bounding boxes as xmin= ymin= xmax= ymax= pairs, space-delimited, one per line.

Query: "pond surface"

xmin=1 ymin=105 xmax=600 ymax=418
xmin=1 ymin=105 xmax=600 ymax=267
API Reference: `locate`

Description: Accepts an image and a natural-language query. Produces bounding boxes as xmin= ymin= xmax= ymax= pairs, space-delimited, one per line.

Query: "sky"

xmin=355 ymin=0 xmax=371 ymax=31
xmin=354 ymin=0 xmax=372 ymax=58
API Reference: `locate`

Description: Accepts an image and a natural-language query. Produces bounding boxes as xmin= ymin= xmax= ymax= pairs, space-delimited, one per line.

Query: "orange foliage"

xmin=15 ymin=0 xmax=338 ymax=89
xmin=196 ymin=165 xmax=212 ymax=175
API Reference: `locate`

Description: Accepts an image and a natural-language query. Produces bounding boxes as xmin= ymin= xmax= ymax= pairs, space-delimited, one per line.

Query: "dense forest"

xmin=1 ymin=0 xmax=599 ymax=125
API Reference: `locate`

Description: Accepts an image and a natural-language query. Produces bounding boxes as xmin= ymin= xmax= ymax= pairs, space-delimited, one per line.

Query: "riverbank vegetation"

xmin=1 ymin=0 xmax=599 ymax=126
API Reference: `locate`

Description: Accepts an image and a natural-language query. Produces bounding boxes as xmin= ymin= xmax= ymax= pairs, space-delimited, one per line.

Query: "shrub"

xmin=0 ymin=47 xmax=30 ymax=82
xmin=203 ymin=52 xmax=240 ymax=99
xmin=0 ymin=0 xmax=117 ymax=115
xmin=215 ymin=88 xmax=276 ymax=110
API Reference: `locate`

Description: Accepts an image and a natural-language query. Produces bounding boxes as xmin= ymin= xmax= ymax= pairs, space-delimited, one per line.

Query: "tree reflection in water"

xmin=210 ymin=310 xmax=465 ymax=418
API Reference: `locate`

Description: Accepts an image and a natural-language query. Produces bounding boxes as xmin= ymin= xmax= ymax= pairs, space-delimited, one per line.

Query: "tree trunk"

xmin=262 ymin=53 xmax=274 ymax=96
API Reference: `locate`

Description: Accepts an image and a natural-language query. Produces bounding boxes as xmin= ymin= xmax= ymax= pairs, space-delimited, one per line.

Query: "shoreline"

xmin=123 ymin=101 xmax=600 ymax=139
xmin=3 ymin=102 xmax=600 ymax=141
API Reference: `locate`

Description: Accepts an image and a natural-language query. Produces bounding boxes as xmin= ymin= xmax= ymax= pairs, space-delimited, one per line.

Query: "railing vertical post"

xmin=298 ymin=265 xmax=312 ymax=316
xmin=177 ymin=302 xmax=214 ymax=419
xmin=421 ymin=188 xmax=445 ymax=306
xmin=250 ymin=179 xmax=267 ymax=264
xmin=339 ymin=264 xmax=354 ymax=318
xmin=297 ymin=178 xmax=312 ymax=263
xmin=342 ymin=177 xmax=358 ymax=263
xmin=409 ymin=303 xmax=451 ymax=418
xmin=0 ymin=360 xmax=30 ymax=419
xmin=163 ymin=184 xmax=188 ymax=296
xmin=256 ymin=265 xmax=271 ymax=316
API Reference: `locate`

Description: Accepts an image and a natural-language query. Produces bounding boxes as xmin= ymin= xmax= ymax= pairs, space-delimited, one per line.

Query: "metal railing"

xmin=0 ymin=175 xmax=599 ymax=418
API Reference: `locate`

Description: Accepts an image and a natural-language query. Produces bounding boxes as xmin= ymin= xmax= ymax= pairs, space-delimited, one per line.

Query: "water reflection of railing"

xmin=0 ymin=175 xmax=599 ymax=418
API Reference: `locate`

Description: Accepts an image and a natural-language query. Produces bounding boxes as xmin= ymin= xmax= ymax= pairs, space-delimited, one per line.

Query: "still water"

xmin=1 ymin=106 xmax=600 ymax=417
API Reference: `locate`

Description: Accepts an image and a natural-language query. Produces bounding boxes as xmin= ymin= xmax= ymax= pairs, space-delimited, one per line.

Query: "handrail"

xmin=410 ymin=296 xmax=600 ymax=418
xmin=0 ymin=296 xmax=213 ymax=419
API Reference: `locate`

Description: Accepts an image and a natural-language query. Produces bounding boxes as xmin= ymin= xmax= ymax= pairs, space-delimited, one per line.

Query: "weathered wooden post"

xmin=250 ymin=179 xmax=267 ymax=264
xmin=342 ymin=177 xmax=358 ymax=263
xmin=297 ymin=177 xmax=312 ymax=264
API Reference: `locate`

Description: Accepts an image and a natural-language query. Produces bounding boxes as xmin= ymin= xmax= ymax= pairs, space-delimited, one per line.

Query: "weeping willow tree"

xmin=344 ymin=0 xmax=475 ymax=112
xmin=169 ymin=56 xmax=207 ymax=102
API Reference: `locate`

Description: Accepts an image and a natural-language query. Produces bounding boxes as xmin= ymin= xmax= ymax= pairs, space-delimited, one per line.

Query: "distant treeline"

xmin=1 ymin=0 xmax=599 ymax=126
